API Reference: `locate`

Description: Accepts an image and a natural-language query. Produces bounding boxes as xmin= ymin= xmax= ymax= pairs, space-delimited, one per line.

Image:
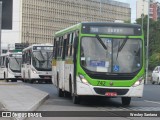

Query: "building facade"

xmin=136 ymin=0 xmax=160 ymax=21
xmin=157 ymin=3 xmax=160 ymax=20
xmin=2 ymin=0 xmax=131 ymax=46
xmin=150 ymin=2 xmax=158 ymax=21
xmin=136 ymin=0 xmax=149 ymax=19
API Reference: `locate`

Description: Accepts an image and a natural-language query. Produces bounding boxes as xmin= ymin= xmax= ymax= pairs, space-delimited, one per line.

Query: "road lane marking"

xmin=144 ymin=100 xmax=160 ymax=105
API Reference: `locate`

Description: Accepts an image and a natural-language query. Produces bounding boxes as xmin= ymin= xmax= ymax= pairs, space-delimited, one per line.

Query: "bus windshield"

xmin=9 ymin=57 xmax=22 ymax=72
xmin=32 ymin=50 xmax=52 ymax=71
xmin=80 ymin=37 xmax=142 ymax=73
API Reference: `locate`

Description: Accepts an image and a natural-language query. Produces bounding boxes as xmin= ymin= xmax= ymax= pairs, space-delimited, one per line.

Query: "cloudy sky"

xmin=117 ymin=0 xmax=160 ymax=23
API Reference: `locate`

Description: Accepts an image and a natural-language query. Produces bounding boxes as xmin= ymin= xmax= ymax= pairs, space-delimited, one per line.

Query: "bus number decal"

xmin=97 ymin=81 xmax=106 ymax=86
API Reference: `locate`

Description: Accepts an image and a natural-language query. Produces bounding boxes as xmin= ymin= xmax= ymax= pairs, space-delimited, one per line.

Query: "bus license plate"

xmin=105 ymin=92 xmax=117 ymax=96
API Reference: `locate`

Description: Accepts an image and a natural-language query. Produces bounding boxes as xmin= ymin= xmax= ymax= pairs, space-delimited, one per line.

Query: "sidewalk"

xmin=0 ymin=81 xmax=49 ymax=119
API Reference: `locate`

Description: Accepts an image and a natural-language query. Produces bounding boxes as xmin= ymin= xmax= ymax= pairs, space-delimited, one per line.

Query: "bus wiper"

xmin=39 ymin=50 xmax=45 ymax=61
xmin=14 ymin=57 xmax=20 ymax=67
xmin=118 ymin=36 xmax=128 ymax=52
xmin=116 ymin=36 xmax=128 ymax=60
xmin=96 ymin=34 xmax=107 ymax=50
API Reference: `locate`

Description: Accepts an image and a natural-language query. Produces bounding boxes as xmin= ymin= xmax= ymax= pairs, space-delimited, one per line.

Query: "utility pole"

xmin=100 ymin=0 xmax=102 ymax=16
xmin=0 ymin=2 xmax=2 ymax=55
xmin=146 ymin=0 xmax=150 ymax=84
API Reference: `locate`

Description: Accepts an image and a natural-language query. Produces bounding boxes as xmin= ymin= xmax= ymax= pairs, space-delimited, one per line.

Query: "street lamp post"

xmin=100 ymin=0 xmax=102 ymax=15
xmin=146 ymin=0 xmax=150 ymax=84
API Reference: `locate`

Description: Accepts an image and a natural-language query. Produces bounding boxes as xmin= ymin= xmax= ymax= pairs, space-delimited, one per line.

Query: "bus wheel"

xmin=121 ymin=97 xmax=131 ymax=106
xmin=58 ymin=87 xmax=64 ymax=97
xmin=152 ymin=81 xmax=155 ymax=84
xmin=11 ymin=80 xmax=17 ymax=82
xmin=157 ymin=78 xmax=160 ymax=85
xmin=29 ymin=79 xmax=33 ymax=84
xmin=4 ymin=73 xmax=7 ymax=82
xmin=72 ymin=94 xmax=80 ymax=104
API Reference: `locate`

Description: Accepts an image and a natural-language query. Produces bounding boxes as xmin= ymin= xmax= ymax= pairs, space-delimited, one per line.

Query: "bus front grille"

xmin=93 ymin=88 xmax=129 ymax=95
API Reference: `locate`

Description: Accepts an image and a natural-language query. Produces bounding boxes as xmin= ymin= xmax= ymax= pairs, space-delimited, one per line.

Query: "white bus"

xmin=21 ymin=44 xmax=53 ymax=83
xmin=0 ymin=51 xmax=22 ymax=82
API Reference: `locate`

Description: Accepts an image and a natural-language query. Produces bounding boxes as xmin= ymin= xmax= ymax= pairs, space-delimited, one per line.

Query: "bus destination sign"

xmin=90 ymin=27 xmax=134 ymax=35
xmin=82 ymin=25 xmax=142 ymax=36
xmin=33 ymin=46 xmax=53 ymax=51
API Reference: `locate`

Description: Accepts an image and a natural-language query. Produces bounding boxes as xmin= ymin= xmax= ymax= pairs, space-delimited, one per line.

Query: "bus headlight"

xmin=79 ymin=74 xmax=89 ymax=85
xmin=132 ymin=77 xmax=144 ymax=87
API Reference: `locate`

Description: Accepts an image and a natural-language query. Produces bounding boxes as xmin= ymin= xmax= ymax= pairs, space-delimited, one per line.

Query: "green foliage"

xmin=149 ymin=53 xmax=160 ymax=70
xmin=136 ymin=15 xmax=160 ymax=70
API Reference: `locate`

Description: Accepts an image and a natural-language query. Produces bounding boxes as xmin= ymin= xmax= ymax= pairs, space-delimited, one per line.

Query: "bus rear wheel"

xmin=4 ymin=73 xmax=8 ymax=82
xmin=57 ymin=77 xmax=64 ymax=97
xmin=72 ymin=94 xmax=80 ymax=104
xmin=121 ymin=97 xmax=131 ymax=106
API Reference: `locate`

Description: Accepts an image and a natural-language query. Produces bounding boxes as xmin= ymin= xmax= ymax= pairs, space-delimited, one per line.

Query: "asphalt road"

xmin=1 ymin=81 xmax=159 ymax=120
xmin=25 ymin=83 xmax=160 ymax=109
xmin=23 ymin=82 xmax=160 ymax=120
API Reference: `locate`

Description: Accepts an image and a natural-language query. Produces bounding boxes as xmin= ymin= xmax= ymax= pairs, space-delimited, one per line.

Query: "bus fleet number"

xmin=97 ymin=81 xmax=106 ymax=86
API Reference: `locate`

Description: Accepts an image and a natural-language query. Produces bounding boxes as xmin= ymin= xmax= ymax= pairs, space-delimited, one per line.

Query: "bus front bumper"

xmin=76 ymin=77 xmax=144 ymax=97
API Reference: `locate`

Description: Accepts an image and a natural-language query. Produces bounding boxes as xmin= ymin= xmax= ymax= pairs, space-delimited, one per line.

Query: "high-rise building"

xmin=136 ymin=0 xmax=149 ymax=19
xmin=2 ymin=0 xmax=131 ymax=47
xmin=150 ymin=2 xmax=158 ymax=21
xmin=136 ymin=0 xmax=159 ymax=21
xmin=157 ymin=3 xmax=160 ymax=20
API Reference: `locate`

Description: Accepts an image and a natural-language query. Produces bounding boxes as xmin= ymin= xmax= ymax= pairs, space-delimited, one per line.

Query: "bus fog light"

xmin=132 ymin=77 xmax=143 ymax=87
xmin=79 ymin=74 xmax=89 ymax=85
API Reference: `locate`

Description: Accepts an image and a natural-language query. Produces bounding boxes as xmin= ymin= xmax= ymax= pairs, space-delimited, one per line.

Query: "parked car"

xmin=151 ymin=66 xmax=160 ymax=85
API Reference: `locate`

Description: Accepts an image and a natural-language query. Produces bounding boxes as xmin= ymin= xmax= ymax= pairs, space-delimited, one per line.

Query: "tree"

xmin=136 ymin=15 xmax=160 ymax=70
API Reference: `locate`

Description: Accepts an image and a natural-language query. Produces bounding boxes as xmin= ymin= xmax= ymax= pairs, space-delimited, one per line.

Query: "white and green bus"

xmin=52 ymin=22 xmax=145 ymax=105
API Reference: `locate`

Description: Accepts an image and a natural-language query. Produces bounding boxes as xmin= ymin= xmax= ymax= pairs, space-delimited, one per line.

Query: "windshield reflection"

xmin=9 ymin=57 xmax=22 ymax=72
xmin=32 ymin=51 xmax=52 ymax=71
xmin=81 ymin=37 xmax=142 ymax=73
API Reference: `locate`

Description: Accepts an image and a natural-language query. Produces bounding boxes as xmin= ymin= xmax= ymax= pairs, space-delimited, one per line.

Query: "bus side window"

xmin=55 ymin=38 xmax=60 ymax=59
xmin=28 ymin=50 xmax=31 ymax=64
xmin=1 ymin=56 xmax=5 ymax=67
xmin=60 ymin=36 xmax=64 ymax=58
xmin=26 ymin=51 xmax=30 ymax=64
xmin=68 ymin=33 xmax=73 ymax=57
xmin=0 ymin=57 xmax=3 ymax=67
xmin=73 ymin=31 xmax=79 ymax=62
xmin=72 ymin=31 xmax=79 ymax=57
xmin=65 ymin=34 xmax=70 ymax=57
xmin=22 ymin=53 xmax=25 ymax=64
xmin=5 ymin=58 xmax=9 ymax=68
xmin=57 ymin=37 xmax=60 ymax=58
xmin=53 ymin=38 xmax=56 ymax=59
xmin=0 ymin=57 xmax=2 ymax=67
xmin=62 ymin=34 xmax=67 ymax=60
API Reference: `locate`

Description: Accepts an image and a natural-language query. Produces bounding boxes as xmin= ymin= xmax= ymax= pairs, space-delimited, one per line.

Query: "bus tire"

xmin=152 ymin=81 xmax=155 ymax=84
xmin=157 ymin=78 xmax=160 ymax=85
xmin=11 ymin=80 xmax=17 ymax=82
xmin=72 ymin=94 xmax=80 ymax=104
xmin=4 ymin=73 xmax=7 ymax=81
xmin=67 ymin=76 xmax=72 ymax=97
xmin=57 ymin=73 xmax=64 ymax=97
xmin=121 ymin=97 xmax=131 ymax=106
xmin=28 ymin=71 xmax=33 ymax=84
xmin=64 ymin=78 xmax=72 ymax=97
